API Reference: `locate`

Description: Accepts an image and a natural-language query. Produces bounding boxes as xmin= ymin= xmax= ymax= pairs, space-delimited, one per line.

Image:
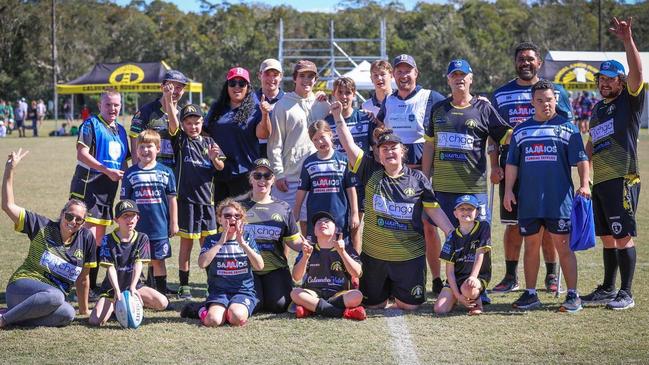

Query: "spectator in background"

xmin=28 ymin=100 xmax=38 ymax=137
xmin=63 ymin=99 xmax=73 ymax=124
xmin=80 ymin=104 xmax=91 ymax=121
xmin=36 ymin=99 xmax=46 ymax=131
xmin=15 ymin=98 xmax=27 ymax=138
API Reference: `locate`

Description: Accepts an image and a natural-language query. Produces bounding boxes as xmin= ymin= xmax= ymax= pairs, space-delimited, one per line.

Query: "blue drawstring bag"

xmin=570 ymin=195 xmax=596 ymax=251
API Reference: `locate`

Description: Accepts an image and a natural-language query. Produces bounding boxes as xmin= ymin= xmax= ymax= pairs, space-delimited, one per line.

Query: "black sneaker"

xmin=180 ymin=302 xmax=204 ymax=319
xmin=480 ymin=291 xmax=491 ymax=305
xmin=606 ymin=290 xmax=635 ymax=310
xmin=581 ymin=285 xmax=617 ymax=305
xmin=512 ymin=291 xmax=541 ymax=310
xmin=164 ymin=286 xmax=178 ymax=295
xmin=492 ymin=275 xmax=520 ymax=293
xmin=559 ymin=292 xmax=582 ymax=313
xmin=432 ymin=277 xmax=444 ymax=297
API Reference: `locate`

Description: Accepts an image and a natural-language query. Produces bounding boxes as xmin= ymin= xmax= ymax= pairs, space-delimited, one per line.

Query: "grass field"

xmin=0 ymin=120 xmax=647 ymax=364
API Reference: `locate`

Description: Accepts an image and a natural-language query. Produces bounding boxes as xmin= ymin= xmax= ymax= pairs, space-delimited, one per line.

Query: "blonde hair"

xmin=100 ymin=87 xmax=120 ymax=101
xmin=216 ymin=198 xmax=248 ymax=224
xmin=308 ymin=120 xmax=333 ymax=140
xmin=137 ymin=129 xmax=161 ymax=148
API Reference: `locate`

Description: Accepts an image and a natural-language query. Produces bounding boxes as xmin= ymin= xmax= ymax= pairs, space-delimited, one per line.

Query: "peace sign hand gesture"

xmin=6 ymin=148 xmax=29 ymax=170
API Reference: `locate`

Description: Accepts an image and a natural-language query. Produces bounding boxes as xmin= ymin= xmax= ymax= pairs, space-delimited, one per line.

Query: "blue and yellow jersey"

xmin=440 ymin=221 xmax=492 ymax=283
xmin=98 ymin=230 xmax=151 ymax=291
xmin=589 ymin=84 xmax=645 ymax=185
xmin=171 ymin=132 xmax=224 ymax=205
xmin=299 ymin=243 xmax=360 ymax=298
xmin=425 ymin=97 xmax=511 ymax=194
xmin=240 ymin=197 xmax=300 ymax=275
xmin=9 ymin=210 xmax=97 ymax=294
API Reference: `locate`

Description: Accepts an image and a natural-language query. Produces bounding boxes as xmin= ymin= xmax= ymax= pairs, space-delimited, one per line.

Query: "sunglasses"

xmin=252 ymin=172 xmax=273 ymax=180
xmin=227 ymin=79 xmax=248 ymax=88
xmin=64 ymin=212 xmax=85 ymax=225
xmin=223 ymin=213 xmax=243 ymax=220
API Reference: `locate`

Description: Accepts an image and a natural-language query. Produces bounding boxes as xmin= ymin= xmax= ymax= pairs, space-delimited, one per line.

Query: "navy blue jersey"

xmin=299 ymin=244 xmax=361 ymax=298
xmin=492 ymin=79 xmax=573 ymax=131
xmin=240 ymin=197 xmax=300 ymax=275
xmin=205 ymin=103 xmax=262 ymax=177
xmin=171 ymin=132 xmax=223 ymax=205
xmin=325 ymin=109 xmax=375 ymax=154
xmin=440 ymin=221 xmax=492 ymax=283
xmin=98 ymin=231 xmax=150 ymax=291
xmin=201 ymin=233 xmax=259 ymax=296
xmin=507 ymin=115 xmax=588 ymax=219
xmin=129 ymin=99 xmax=179 ymax=168
xmin=121 ymin=163 xmax=177 ymax=240
xmin=299 ymin=151 xmax=353 ymax=236
xmin=425 ymin=97 xmax=511 ymax=193
xmin=9 ymin=210 xmax=97 ymax=294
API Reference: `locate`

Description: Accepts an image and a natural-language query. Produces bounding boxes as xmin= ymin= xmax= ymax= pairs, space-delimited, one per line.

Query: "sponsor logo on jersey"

xmin=373 ymin=195 xmax=414 ymax=220
xmin=441 ymin=241 xmax=452 ymax=255
xmin=436 ymin=132 xmax=474 ymax=151
xmin=439 ymin=152 xmax=468 ymax=162
xmin=216 ymin=258 xmax=249 ymax=275
xmin=306 ymin=275 xmax=345 ymax=286
xmin=590 ymin=119 xmax=614 ymax=143
xmin=377 ymin=217 xmax=409 ymax=231
xmin=525 ymin=144 xmax=557 ymax=155
xmin=611 ymin=222 xmax=623 ymax=235
xmin=465 ymin=119 xmax=477 ymax=129
xmin=271 ymin=213 xmax=283 ymax=222
xmin=246 ymin=224 xmax=282 ymax=241
xmin=509 ymin=106 xmax=534 ymax=117
xmin=330 ymin=261 xmax=344 ymax=272
xmin=404 ymin=188 xmax=416 ymax=197
xmin=40 ymin=250 xmax=82 ymax=282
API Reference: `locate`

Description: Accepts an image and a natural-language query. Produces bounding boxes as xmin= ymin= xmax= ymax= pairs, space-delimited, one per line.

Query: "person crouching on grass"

xmin=290 ymin=211 xmax=366 ymax=321
xmin=434 ymin=195 xmax=492 ymax=316
xmin=89 ymin=200 xmax=169 ymax=326
xmin=197 ymin=199 xmax=264 ymax=327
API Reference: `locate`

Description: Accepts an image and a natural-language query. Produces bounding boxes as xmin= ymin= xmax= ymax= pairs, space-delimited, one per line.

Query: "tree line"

xmin=1 ymin=0 xmax=647 ymax=108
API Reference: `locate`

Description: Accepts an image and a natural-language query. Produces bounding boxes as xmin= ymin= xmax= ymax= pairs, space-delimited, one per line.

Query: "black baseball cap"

xmin=114 ymin=199 xmax=139 ymax=218
xmin=252 ymin=158 xmax=274 ymax=174
xmin=179 ymin=104 xmax=203 ymax=121
xmin=311 ymin=211 xmax=336 ymax=227
xmin=376 ymin=132 xmax=402 ymax=146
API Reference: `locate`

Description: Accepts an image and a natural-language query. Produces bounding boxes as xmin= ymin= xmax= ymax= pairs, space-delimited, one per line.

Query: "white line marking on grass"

xmin=384 ymin=308 xmax=421 ymax=365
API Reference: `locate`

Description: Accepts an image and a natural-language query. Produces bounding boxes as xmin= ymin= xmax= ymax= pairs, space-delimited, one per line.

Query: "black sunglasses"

xmin=252 ymin=172 xmax=273 ymax=180
xmin=64 ymin=212 xmax=85 ymax=224
xmin=227 ymin=79 xmax=248 ymax=88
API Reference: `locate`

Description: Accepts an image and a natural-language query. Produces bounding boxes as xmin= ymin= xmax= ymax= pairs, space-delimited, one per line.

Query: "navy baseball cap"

xmin=447 ymin=59 xmax=473 ymax=76
xmin=179 ymin=104 xmax=202 ymax=121
xmin=163 ymin=69 xmax=189 ymax=84
xmin=115 ymin=199 xmax=139 ymax=218
xmin=392 ymin=54 xmax=417 ymax=69
xmin=595 ymin=60 xmax=625 ymax=78
xmin=454 ymin=194 xmax=480 ymax=209
xmin=376 ymin=132 xmax=402 ymax=146
xmin=311 ymin=211 xmax=336 ymax=227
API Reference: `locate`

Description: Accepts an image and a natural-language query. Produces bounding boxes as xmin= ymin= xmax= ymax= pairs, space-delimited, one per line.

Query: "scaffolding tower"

xmin=278 ymin=18 xmax=387 ymax=91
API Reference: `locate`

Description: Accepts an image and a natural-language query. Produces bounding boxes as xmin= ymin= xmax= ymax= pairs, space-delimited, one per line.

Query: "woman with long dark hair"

xmin=205 ymin=67 xmax=271 ymax=205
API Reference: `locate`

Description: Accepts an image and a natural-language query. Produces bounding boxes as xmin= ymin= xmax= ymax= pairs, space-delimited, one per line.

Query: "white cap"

xmin=259 ymin=58 xmax=283 ymax=74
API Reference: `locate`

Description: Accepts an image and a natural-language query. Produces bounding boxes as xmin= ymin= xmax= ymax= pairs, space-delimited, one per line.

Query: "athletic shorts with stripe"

xmin=178 ymin=201 xmax=217 ymax=239
xmin=69 ymin=166 xmax=118 ymax=226
xmin=592 ymin=175 xmax=640 ymax=239
xmin=360 ymin=253 xmax=426 ymax=306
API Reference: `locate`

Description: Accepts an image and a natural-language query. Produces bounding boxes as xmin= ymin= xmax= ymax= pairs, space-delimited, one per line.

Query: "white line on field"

xmin=384 ymin=308 xmax=420 ymax=365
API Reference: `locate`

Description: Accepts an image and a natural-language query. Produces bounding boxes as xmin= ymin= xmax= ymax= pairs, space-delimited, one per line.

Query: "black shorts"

xmin=405 ymin=143 xmax=424 ymax=166
xmin=69 ymin=166 xmax=119 ymax=226
xmin=498 ymin=145 xmax=519 ymax=225
xmin=253 ymin=268 xmax=293 ymax=313
xmin=518 ymin=218 xmax=571 ymax=236
xmin=592 ymin=175 xmax=640 ymax=238
xmin=360 ymin=253 xmax=426 ymax=306
xmin=178 ymin=201 xmax=217 ymax=240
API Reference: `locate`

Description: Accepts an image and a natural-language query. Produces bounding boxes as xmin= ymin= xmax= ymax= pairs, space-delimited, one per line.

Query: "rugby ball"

xmin=114 ymin=290 xmax=144 ymax=329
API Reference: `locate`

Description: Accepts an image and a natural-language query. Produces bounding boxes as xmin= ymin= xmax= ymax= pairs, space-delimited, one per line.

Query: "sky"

xmin=113 ymin=0 xmax=431 ymax=13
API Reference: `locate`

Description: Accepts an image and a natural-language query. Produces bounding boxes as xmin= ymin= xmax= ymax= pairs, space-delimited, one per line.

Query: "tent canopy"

xmin=56 ymin=61 xmax=202 ymax=94
xmin=541 ymin=51 xmax=649 ymax=91
xmin=325 ymin=60 xmax=397 ymax=90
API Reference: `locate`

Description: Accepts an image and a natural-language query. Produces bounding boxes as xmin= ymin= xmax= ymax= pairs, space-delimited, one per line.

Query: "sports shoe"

xmin=606 ymin=290 xmax=635 ymax=311
xmin=545 ymin=274 xmax=558 ymax=293
xmin=480 ymin=291 xmax=491 ymax=305
xmin=343 ymin=306 xmax=367 ymax=321
xmin=432 ymin=277 xmax=444 ymax=297
xmin=163 ymin=286 xmax=178 ymax=296
xmin=492 ymin=275 xmax=520 ymax=293
xmin=512 ymin=291 xmax=541 ymax=310
xmin=180 ymin=302 xmax=204 ymax=319
xmin=581 ymin=285 xmax=617 ymax=305
xmin=177 ymin=285 xmax=193 ymax=299
xmin=198 ymin=306 xmax=208 ymax=325
xmin=295 ymin=305 xmax=313 ymax=318
xmin=559 ymin=292 xmax=582 ymax=313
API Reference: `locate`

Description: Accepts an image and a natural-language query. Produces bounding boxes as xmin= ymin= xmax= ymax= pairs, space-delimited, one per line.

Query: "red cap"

xmin=226 ymin=67 xmax=250 ymax=83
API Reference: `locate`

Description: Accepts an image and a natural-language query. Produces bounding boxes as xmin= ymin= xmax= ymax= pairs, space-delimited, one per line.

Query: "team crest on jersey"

xmin=410 ymin=285 xmax=424 ymax=298
xmin=465 ymin=119 xmax=477 ymax=129
xmin=271 ymin=213 xmax=283 ymax=222
xmin=108 ymin=141 xmax=122 ymax=161
xmin=330 ymin=261 xmax=344 ymax=272
xmin=73 ymin=249 xmax=83 ymax=259
xmin=607 ymin=104 xmax=616 ymax=115
xmin=408 ymin=114 xmax=415 ymax=122
xmin=554 ymin=126 xmax=562 ymax=136
xmin=404 ymin=188 xmax=416 ymax=197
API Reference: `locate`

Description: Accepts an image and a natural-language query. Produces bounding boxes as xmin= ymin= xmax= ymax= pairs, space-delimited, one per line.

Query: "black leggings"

xmin=253 ymin=268 xmax=293 ymax=313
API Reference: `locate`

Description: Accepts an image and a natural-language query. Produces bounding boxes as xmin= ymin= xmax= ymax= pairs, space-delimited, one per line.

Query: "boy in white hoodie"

xmin=267 ymin=60 xmax=330 ymax=233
